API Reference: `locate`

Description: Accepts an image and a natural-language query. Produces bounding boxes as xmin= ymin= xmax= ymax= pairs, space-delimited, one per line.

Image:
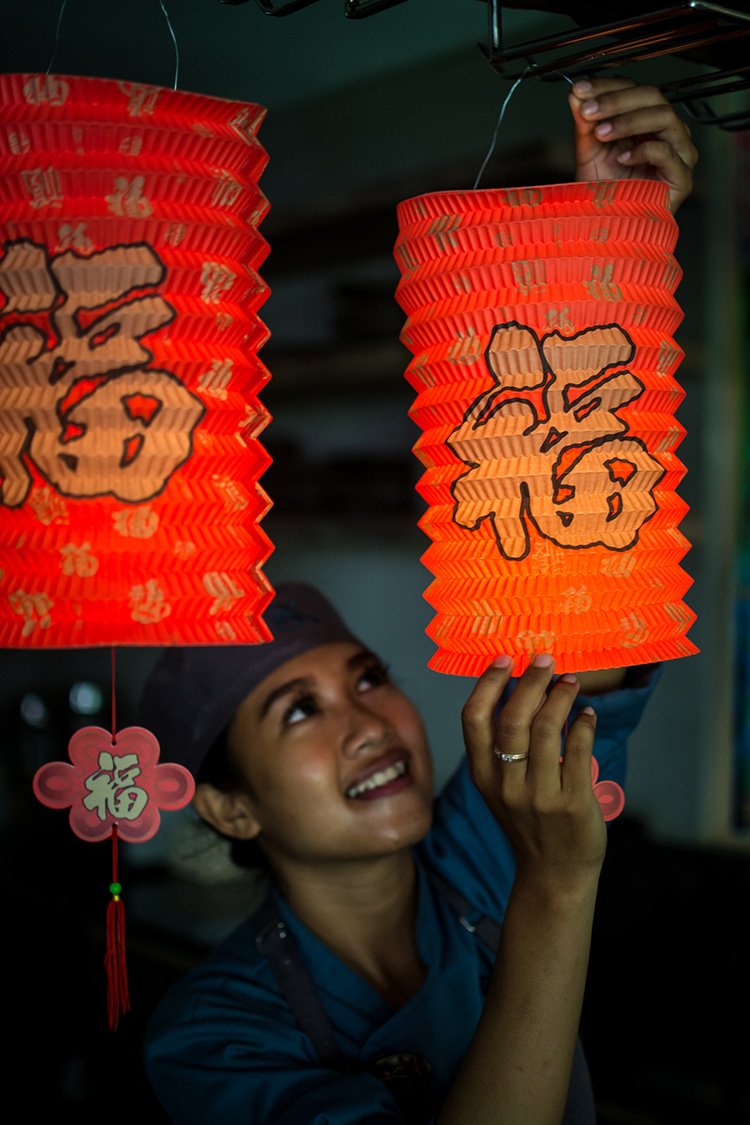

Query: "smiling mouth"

xmin=346 ymin=758 xmax=409 ymax=799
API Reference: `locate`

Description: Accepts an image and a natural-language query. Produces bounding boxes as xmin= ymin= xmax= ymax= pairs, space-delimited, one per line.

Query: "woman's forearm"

xmin=438 ymin=871 xmax=599 ymax=1125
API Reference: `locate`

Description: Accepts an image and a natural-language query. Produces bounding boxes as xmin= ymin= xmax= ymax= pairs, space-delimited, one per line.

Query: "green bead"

xmin=109 ymin=882 xmax=122 ymax=895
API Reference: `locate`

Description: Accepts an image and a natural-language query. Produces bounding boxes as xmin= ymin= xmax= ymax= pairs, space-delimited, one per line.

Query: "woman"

xmin=142 ymin=585 xmax=656 ymax=1124
xmin=142 ymin=80 xmax=696 ymax=1123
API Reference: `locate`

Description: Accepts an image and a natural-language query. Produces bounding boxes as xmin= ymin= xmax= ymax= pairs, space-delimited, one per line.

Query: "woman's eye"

xmin=358 ymin=662 xmax=390 ymax=692
xmin=283 ymin=696 xmax=317 ymax=726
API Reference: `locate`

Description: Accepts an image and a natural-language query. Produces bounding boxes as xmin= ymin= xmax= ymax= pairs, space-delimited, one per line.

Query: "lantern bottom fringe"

xmin=427 ymin=635 xmax=699 ymax=679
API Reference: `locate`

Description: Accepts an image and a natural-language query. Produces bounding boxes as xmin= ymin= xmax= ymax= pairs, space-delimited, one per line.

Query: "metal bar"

xmin=684 ymin=106 xmax=750 ymax=127
xmin=345 ymin=0 xmax=410 ymax=17
xmin=525 ymin=23 xmax=718 ymax=72
xmin=483 ymin=7 xmax=750 ymax=83
xmin=661 ymin=64 xmax=750 ymax=100
xmin=252 ymin=0 xmax=321 ymax=15
xmin=485 ymin=4 xmax=750 ymax=74
xmin=689 ymin=1 xmax=750 ymax=23
xmin=488 ymin=0 xmax=502 ymax=55
xmin=484 ymin=6 xmax=710 ymax=65
xmin=525 ymin=25 xmax=750 ymax=79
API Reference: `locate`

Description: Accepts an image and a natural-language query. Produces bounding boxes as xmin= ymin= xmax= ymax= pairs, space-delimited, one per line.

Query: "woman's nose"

xmin=341 ymin=706 xmax=394 ymax=759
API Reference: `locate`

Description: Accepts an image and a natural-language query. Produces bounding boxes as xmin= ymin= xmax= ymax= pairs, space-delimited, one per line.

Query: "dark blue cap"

xmin=138 ymin=582 xmax=361 ymax=776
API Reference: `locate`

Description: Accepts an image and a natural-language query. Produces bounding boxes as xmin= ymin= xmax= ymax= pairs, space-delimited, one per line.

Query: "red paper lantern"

xmin=0 ymin=73 xmax=275 ymax=647
xmin=394 ymin=179 xmax=697 ymax=676
xmin=0 ymin=72 xmax=278 ymax=1029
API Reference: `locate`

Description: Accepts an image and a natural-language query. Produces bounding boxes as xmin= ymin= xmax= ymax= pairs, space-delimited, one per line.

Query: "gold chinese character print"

xmin=0 ymin=239 xmax=206 ymax=508
xmin=83 ymin=750 xmax=149 ymax=823
xmin=448 ymin=321 xmax=666 ymax=561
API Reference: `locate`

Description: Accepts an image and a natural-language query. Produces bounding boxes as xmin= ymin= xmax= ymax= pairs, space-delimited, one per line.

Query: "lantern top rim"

xmin=0 ymin=72 xmax=267 ymax=135
xmin=396 ymin=178 xmax=671 ymax=220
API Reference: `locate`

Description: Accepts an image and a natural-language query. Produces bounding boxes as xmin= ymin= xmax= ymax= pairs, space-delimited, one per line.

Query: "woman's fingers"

xmin=525 ymin=672 xmax=582 ymax=785
xmin=568 ymin=77 xmax=698 ymax=213
xmin=560 ymin=705 xmax=598 ymax=792
xmin=494 ymin=655 xmax=558 ymax=764
xmin=461 ymin=653 xmax=514 ymax=788
xmin=464 ymin=655 xmax=591 ymax=798
xmin=463 ymin=657 xmax=607 ymax=878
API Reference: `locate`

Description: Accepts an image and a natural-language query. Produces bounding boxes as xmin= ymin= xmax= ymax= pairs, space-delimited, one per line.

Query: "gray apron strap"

xmin=425 ymin=869 xmax=503 ymax=953
xmin=253 ymin=896 xmax=345 ymax=1069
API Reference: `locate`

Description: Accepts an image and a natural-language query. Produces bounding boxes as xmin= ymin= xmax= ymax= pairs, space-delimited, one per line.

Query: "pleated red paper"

xmin=394 ymin=179 xmax=697 ymax=676
xmin=0 ymin=74 xmax=274 ymax=646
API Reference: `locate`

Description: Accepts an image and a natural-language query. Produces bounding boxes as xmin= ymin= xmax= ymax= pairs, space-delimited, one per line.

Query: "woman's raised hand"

xmin=461 ymin=655 xmax=606 ymax=891
xmin=568 ymin=76 xmax=698 ymax=214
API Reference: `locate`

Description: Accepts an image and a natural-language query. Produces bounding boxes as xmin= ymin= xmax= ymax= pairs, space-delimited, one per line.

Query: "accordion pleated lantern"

xmin=0 ymin=73 xmax=275 ymax=647
xmin=394 ymin=179 xmax=698 ymax=676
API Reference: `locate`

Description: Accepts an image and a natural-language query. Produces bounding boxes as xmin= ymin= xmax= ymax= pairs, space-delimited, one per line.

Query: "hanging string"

xmin=46 ymin=0 xmax=68 ymax=75
xmin=473 ymin=68 xmax=600 ymax=191
xmin=111 ymin=647 xmax=118 ymax=742
xmin=547 ymin=69 xmax=604 ymax=183
xmin=45 ymin=0 xmax=180 ymax=90
xmin=105 ymin=645 xmax=130 ymax=1030
xmin=159 ymin=0 xmax=180 ymax=91
xmin=550 ymin=70 xmax=576 ymax=87
xmin=473 ymin=67 xmax=531 ymax=191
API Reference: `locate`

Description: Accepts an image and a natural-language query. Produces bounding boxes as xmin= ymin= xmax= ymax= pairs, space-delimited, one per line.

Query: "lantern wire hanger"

xmin=47 ymin=0 xmax=181 ymax=89
xmin=218 ymin=0 xmax=750 ymax=130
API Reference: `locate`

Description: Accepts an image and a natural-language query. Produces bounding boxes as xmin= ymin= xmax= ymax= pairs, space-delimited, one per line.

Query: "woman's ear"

xmin=193 ymin=782 xmax=261 ymax=841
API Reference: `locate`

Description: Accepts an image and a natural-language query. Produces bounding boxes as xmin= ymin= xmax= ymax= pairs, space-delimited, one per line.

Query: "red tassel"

xmin=105 ymin=826 xmax=130 ymax=1031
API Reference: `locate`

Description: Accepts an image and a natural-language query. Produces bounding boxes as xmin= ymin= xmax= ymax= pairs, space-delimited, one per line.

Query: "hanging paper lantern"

xmin=0 ymin=72 xmax=277 ymax=1029
xmin=0 ymin=73 xmax=275 ymax=647
xmin=394 ymin=179 xmax=697 ymax=676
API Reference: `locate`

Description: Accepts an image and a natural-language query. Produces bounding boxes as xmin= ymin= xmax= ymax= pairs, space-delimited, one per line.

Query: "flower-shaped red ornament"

xmin=592 ymin=757 xmax=625 ymax=822
xmin=33 ymin=725 xmax=195 ymax=843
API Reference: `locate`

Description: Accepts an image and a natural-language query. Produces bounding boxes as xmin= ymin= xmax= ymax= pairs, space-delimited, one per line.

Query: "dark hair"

xmin=196 ymin=725 xmax=270 ymax=873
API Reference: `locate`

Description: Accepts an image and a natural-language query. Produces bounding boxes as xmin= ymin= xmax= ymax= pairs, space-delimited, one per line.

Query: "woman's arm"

xmin=569 ymin=76 xmax=698 ymax=213
xmin=438 ymin=657 xmax=605 ymax=1125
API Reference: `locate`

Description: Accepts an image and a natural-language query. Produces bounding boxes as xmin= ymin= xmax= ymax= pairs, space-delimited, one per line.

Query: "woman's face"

xmin=225 ymin=642 xmax=435 ymax=870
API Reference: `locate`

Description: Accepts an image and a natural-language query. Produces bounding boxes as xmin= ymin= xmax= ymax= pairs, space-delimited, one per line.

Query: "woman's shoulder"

xmin=147 ymin=902 xmax=292 ymax=1032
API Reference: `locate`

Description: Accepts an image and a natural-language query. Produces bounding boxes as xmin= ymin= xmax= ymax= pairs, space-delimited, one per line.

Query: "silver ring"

xmin=493 ymin=751 xmax=530 ymax=763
